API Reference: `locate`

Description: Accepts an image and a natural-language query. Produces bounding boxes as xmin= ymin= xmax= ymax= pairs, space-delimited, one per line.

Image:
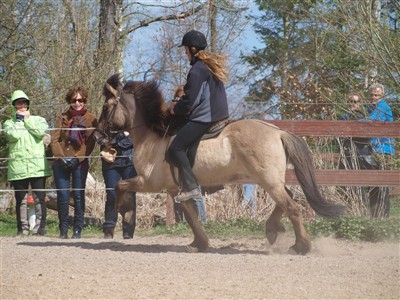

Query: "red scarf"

xmin=65 ymin=107 xmax=88 ymax=146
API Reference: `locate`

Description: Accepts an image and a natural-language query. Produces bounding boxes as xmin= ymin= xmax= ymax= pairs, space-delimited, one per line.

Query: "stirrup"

xmin=174 ymin=187 xmax=202 ymax=203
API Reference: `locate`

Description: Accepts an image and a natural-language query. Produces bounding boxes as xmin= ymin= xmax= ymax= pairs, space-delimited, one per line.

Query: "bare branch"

xmin=120 ymin=3 xmax=208 ymax=39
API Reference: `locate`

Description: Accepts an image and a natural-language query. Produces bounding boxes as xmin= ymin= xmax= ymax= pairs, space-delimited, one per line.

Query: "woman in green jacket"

xmin=3 ymin=90 xmax=51 ymax=236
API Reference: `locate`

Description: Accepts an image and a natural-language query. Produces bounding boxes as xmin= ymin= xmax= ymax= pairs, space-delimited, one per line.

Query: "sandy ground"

xmin=1 ymin=233 xmax=399 ymax=300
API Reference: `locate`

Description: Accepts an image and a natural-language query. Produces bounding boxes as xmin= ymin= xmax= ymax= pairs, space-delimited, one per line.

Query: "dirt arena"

xmin=1 ymin=232 xmax=399 ymax=300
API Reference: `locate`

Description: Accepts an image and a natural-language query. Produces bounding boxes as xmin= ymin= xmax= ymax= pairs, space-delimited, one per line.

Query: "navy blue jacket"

xmin=102 ymin=132 xmax=134 ymax=170
xmin=173 ymin=58 xmax=229 ymax=123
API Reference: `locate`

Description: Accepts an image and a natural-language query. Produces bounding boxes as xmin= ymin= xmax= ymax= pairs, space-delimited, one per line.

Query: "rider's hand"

xmin=169 ymin=102 xmax=177 ymax=115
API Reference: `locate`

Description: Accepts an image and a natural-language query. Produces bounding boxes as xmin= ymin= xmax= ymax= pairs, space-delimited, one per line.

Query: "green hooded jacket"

xmin=3 ymin=91 xmax=51 ymax=181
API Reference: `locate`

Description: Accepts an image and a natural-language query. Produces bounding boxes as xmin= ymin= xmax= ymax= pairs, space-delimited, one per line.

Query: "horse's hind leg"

xmin=268 ymin=186 xmax=311 ymax=255
xmin=265 ymin=206 xmax=285 ymax=245
xmin=180 ymin=200 xmax=209 ymax=252
xmin=265 ymin=187 xmax=293 ymax=245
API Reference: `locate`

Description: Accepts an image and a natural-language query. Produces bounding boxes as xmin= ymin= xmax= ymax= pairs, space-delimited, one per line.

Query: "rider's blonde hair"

xmin=193 ymin=49 xmax=229 ymax=83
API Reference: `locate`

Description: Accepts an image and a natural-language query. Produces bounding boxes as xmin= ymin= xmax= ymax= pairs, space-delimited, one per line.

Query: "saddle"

xmin=168 ymin=119 xmax=229 ymax=194
xmin=201 ymin=118 xmax=229 ymax=140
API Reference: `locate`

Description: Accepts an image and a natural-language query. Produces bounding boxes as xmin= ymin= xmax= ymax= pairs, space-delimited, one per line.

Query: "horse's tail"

xmin=280 ymin=132 xmax=346 ymax=218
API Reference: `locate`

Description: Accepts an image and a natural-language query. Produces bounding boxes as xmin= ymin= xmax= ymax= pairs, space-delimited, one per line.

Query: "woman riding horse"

xmin=166 ymin=30 xmax=229 ymax=206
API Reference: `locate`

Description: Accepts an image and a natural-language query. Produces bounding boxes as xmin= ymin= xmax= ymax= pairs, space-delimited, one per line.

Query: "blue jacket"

xmin=366 ymin=99 xmax=394 ymax=155
xmin=173 ymin=58 xmax=229 ymax=123
xmin=341 ymin=99 xmax=394 ymax=155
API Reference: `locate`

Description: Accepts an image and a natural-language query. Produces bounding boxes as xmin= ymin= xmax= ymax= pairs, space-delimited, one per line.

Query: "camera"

xmin=16 ymin=114 xmax=24 ymax=122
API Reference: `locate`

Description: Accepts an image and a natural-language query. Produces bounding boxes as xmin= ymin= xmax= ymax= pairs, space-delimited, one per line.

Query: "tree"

xmin=242 ymin=0 xmax=399 ymax=120
xmin=0 ymin=0 xmax=251 ymax=183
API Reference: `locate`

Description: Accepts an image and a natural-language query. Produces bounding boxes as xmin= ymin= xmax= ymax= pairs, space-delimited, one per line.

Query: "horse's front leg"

xmin=179 ymin=199 xmax=209 ymax=253
xmin=115 ymin=176 xmax=144 ymax=238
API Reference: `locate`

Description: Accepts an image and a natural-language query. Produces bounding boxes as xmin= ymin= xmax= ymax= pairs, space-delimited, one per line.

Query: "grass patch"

xmin=0 ymin=211 xmax=103 ymax=238
xmin=306 ymin=216 xmax=400 ymax=241
xmin=1 ymin=211 xmax=399 ymax=242
xmin=389 ymin=195 xmax=400 ymax=216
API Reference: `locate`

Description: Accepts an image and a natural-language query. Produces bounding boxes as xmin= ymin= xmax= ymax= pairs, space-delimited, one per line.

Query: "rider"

xmin=166 ymin=30 xmax=229 ymax=204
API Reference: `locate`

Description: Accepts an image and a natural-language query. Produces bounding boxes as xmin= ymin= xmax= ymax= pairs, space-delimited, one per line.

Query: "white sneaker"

xmin=174 ymin=187 xmax=202 ymax=203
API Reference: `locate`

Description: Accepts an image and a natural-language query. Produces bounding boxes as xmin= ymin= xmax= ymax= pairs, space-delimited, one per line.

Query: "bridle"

xmin=94 ymin=92 xmax=122 ymax=145
xmin=95 ymin=90 xmax=146 ymax=145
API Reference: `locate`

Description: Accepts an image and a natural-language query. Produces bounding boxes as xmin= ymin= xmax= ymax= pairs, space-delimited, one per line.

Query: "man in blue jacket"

xmin=341 ymin=84 xmax=394 ymax=217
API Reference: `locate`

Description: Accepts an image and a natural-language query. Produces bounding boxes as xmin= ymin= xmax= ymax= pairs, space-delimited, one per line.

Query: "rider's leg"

xmin=166 ymin=121 xmax=211 ymax=200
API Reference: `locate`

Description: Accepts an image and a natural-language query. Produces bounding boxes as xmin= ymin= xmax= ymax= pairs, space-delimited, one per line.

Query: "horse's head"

xmin=95 ymin=73 xmax=129 ymax=145
xmin=96 ymin=74 xmax=177 ymax=143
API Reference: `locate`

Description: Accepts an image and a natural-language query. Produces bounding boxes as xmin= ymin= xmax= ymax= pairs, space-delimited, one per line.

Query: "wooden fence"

xmin=266 ymin=120 xmax=399 ymax=187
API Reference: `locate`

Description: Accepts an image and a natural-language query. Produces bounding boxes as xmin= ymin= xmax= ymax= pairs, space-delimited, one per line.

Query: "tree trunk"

xmin=97 ymin=0 xmax=124 ymax=74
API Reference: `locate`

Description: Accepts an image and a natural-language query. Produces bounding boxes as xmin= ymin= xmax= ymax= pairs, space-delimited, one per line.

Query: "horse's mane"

xmin=104 ymin=74 xmax=184 ymax=136
xmin=123 ymin=80 xmax=168 ymax=136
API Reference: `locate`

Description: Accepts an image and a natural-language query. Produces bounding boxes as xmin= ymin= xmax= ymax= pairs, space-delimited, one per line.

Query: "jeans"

xmin=243 ymin=184 xmax=256 ymax=212
xmin=339 ymin=140 xmax=391 ymax=217
xmin=102 ymin=163 xmax=137 ymax=230
xmin=11 ymin=177 xmax=47 ymax=234
xmin=192 ymin=195 xmax=207 ymax=224
xmin=166 ymin=121 xmax=211 ymax=191
xmin=52 ymin=159 xmax=89 ymax=234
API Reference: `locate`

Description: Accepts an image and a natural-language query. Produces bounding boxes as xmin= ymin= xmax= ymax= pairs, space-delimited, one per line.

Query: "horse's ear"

xmin=106 ymin=82 xmax=119 ymax=98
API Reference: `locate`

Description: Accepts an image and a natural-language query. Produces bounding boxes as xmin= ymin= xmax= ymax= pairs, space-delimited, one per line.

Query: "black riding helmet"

xmin=179 ymin=30 xmax=207 ymax=50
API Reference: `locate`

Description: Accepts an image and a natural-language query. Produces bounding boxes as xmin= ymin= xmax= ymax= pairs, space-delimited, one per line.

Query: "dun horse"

xmin=96 ymin=74 xmax=345 ymax=255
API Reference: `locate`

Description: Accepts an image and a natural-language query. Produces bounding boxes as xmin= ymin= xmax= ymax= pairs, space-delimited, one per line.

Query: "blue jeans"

xmin=192 ymin=195 xmax=207 ymax=224
xmin=52 ymin=159 xmax=89 ymax=234
xmin=102 ymin=163 xmax=137 ymax=230
xmin=243 ymin=184 xmax=256 ymax=212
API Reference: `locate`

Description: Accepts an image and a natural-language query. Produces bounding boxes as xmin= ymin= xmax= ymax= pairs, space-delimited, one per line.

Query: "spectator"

xmin=166 ymin=30 xmax=229 ymax=224
xmin=50 ymin=86 xmax=97 ymax=238
xmin=100 ymin=131 xmax=137 ymax=239
xmin=3 ymin=90 xmax=51 ymax=236
xmin=340 ymin=85 xmax=394 ymax=217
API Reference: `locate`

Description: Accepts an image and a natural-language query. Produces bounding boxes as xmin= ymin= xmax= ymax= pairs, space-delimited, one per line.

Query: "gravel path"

xmin=1 ymin=233 xmax=399 ymax=299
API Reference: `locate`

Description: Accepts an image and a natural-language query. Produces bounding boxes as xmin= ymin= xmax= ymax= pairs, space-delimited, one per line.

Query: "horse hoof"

xmin=187 ymin=245 xmax=200 ymax=253
xmin=289 ymin=242 xmax=311 ymax=255
xmin=265 ymin=222 xmax=285 ymax=246
xmin=187 ymin=240 xmax=208 ymax=253
xmin=266 ymin=230 xmax=278 ymax=245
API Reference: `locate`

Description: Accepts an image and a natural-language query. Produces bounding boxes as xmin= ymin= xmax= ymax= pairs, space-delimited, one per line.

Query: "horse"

xmin=95 ymin=73 xmax=345 ymax=255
